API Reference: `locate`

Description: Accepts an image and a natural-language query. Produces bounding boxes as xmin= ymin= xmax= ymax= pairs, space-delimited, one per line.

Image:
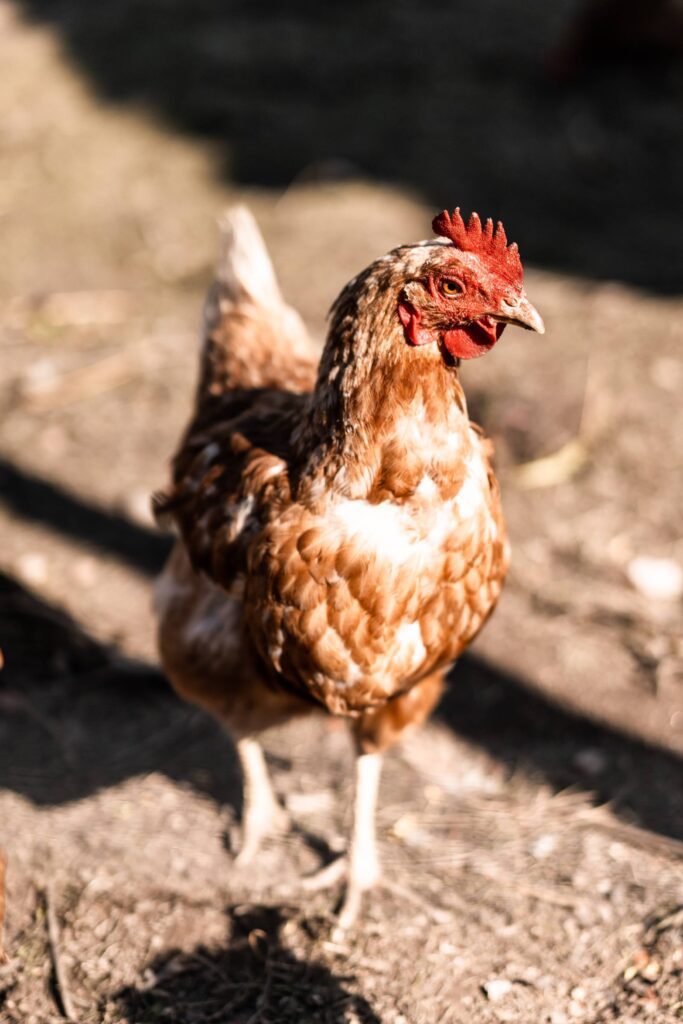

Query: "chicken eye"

xmin=440 ymin=279 xmax=463 ymax=297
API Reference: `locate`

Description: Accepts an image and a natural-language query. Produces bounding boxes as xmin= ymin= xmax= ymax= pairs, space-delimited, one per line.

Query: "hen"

xmin=154 ymin=206 xmax=544 ymax=929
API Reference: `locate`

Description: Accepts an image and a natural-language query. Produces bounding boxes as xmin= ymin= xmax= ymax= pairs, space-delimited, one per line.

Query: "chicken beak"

xmin=494 ymin=293 xmax=545 ymax=334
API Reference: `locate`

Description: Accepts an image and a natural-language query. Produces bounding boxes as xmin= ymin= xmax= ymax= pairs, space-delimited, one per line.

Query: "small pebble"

xmin=15 ymin=552 xmax=48 ymax=587
xmin=627 ymin=556 xmax=683 ymax=602
xmin=482 ymin=978 xmax=512 ymax=1001
xmin=624 ymin=948 xmax=650 ymax=981
xmin=640 ymin=959 xmax=661 ymax=981
xmin=641 ymin=990 xmax=660 ymax=1014
xmin=531 ymin=834 xmax=557 ymax=859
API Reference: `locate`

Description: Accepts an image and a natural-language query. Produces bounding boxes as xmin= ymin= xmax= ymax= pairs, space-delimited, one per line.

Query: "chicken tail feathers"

xmin=195 ymin=206 xmax=317 ymax=401
xmin=215 ymin=205 xmax=282 ymax=309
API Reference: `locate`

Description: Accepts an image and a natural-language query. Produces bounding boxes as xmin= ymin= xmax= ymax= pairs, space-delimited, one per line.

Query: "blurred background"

xmin=0 ymin=1 xmax=682 ymax=1021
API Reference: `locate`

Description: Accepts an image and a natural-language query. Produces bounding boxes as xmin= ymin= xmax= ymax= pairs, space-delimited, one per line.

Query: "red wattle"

xmin=443 ymin=319 xmax=506 ymax=360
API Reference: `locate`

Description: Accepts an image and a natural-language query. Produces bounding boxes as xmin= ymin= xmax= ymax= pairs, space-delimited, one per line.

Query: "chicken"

xmin=154 ymin=206 xmax=544 ymax=929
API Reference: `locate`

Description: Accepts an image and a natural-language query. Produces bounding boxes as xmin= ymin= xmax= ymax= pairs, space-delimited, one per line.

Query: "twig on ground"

xmin=380 ymin=878 xmax=453 ymax=924
xmin=512 ymin=344 xmax=611 ymax=490
xmin=512 ymin=437 xmax=588 ymax=490
xmin=43 ymin=885 xmax=77 ymax=1022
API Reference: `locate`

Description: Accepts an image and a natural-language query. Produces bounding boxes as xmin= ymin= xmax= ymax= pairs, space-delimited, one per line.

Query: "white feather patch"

xmin=332 ymin=498 xmax=417 ymax=564
xmin=394 ymin=620 xmax=427 ymax=669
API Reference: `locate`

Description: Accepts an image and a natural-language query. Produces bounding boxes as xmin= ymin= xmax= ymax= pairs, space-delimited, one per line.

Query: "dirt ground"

xmin=1 ymin=1 xmax=682 ymax=1021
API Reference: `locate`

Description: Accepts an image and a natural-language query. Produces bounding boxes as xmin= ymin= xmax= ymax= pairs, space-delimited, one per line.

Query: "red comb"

xmin=432 ymin=208 xmax=523 ymax=284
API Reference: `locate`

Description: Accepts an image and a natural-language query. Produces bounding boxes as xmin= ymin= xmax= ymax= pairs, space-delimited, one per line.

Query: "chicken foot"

xmin=234 ymin=736 xmax=289 ymax=866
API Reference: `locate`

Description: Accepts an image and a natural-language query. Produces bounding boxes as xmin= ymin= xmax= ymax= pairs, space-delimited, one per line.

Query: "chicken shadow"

xmin=14 ymin=0 xmax=683 ymax=294
xmin=0 ymin=567 xmax=243 ymax=809
xmin=1 ymin=457 xmax=683 ymax=847
xmin=438 ymin=654 xmax=683 ymax=844
xmin=109 ymin=904 xmax=381 ymax=1024
xmin=0 ymin=455 xmax=241 ymax=811
xmin=0 ymin=458 xmax=171 ymax=579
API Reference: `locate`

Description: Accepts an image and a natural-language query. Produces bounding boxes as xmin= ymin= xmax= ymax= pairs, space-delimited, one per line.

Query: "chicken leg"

xmin=234 ymin=736 xmax=289 ymax=866
xmin=305 ymin=673 xmax=446 ymax=929
xmin=302 ymin=749 xmax=383 ymax=934
xmin=337 ymin=750 xmax=383 ymax=931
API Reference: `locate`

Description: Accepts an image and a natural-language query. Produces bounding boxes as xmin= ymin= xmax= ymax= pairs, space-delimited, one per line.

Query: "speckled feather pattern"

xmin=155 ymin=237 xmax=509 ymax=749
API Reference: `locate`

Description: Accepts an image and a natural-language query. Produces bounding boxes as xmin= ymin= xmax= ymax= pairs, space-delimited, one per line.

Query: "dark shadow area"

xmin=14 ymin=0 xmax=683 ymax=293
xmin=2 ymin=564 xmax=683 ymax=844
xmin=0 ymin=570 xmax=240 ymax=807
xmin=440 ymin=654 xmax=683 ymax=843
xmin=0 ymin=458 xmax=172 ymax=577
xmin=110 ymin=905 xmax=381 ymax=1024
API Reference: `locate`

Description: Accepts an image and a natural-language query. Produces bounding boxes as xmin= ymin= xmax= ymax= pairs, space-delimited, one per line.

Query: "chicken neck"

xmin=295 ymin=256 xmax=471 ymax=499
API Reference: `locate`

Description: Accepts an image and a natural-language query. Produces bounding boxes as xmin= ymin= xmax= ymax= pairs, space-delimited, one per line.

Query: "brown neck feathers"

xmin=295 ymin=254 xmax=468 ymax=497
